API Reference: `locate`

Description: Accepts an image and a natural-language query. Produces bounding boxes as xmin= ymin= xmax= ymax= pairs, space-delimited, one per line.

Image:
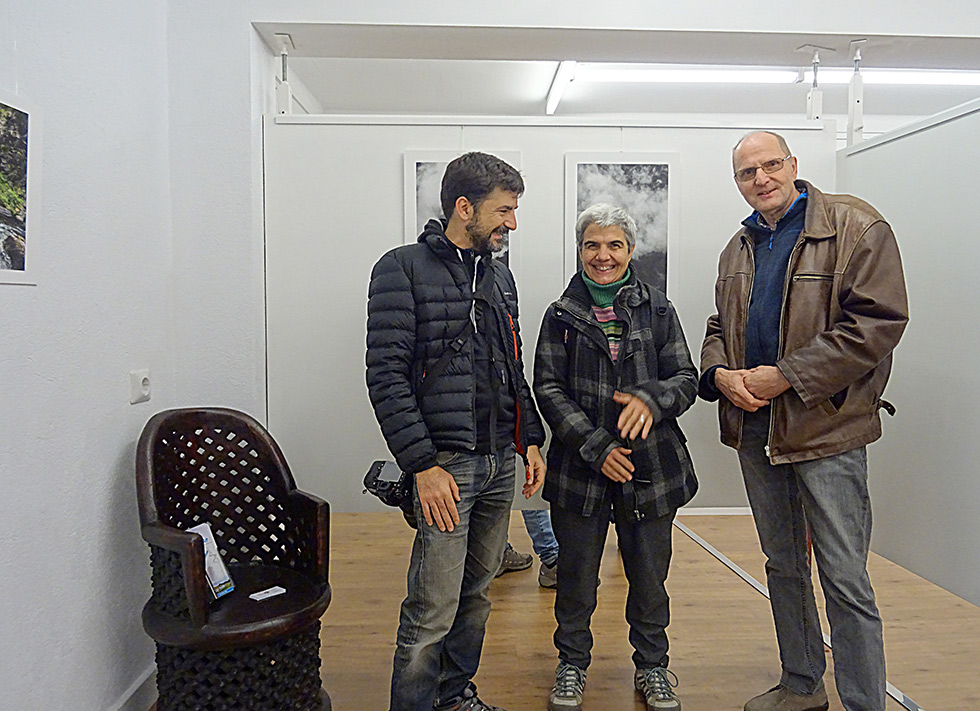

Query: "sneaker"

xmin=538 ymin=562 xmax=599 ymax=589
xmin=743 ymin=684 xmax=828 ymax=711
xmin=549 ymin=662 xmax=586 ymax=711
xmin=538 ymin=560 xmax=558 ymax=588
xmin=634 ymin=667 xmax=681 ymax=710
xmin=436 ymin=682 xmax=506 ymax=711
xmin=495 ymin=543 xmax=532 ymax=577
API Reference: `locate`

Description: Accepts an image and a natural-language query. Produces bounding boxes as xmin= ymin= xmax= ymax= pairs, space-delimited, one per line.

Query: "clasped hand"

xmin=600 ymin=391 xmax=654 ymax=482
xmin=715 ymin=365 xmax=791 ymax=411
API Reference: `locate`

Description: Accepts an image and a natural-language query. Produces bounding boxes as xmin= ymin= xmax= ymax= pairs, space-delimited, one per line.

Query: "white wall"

xmin=263 ymin=117 xmax=837 ymax=513
xmin=167 ymin=1 xmax=268 ymax=414
xmin=0 ymin=2 xmax=171 ymax=709
xmin=0 ymin=1 xmax=274 ymax=709
xmin=838 ymin=100 xmax=980 ymax=606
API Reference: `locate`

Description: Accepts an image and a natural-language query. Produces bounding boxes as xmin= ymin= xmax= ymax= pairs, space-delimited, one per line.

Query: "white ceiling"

xmin=254 ymin=23 xmax=980 ymax=119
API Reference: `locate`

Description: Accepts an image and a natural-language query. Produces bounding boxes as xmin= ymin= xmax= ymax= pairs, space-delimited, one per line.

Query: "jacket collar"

xmin=797 ymin=180 xmax=836 ymax=240
xmin=419 ymin=218 xmax=460 ymax=259
xmin=418 ymin=218 xmax=483 ymax=290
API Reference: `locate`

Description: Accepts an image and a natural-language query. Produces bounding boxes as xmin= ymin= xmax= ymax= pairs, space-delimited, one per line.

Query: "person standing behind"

xmin=534 ymin=203 xmax=698 ymax=711
xmin=366 ymin=152 xmax=547 ymax=711
xmin=496 ymin=509 xmax=561 ymax=588
xmin=700 ymin=131 xmax=908 ymax=711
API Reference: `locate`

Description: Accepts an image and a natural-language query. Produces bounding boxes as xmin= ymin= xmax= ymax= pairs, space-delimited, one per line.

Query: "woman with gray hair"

xmin=534 ymin=203 xmax=698 ymax=711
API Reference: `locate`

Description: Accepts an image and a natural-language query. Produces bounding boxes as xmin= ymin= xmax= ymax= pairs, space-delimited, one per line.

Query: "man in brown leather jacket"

xmin=699 ymin=131 xmax=908 ymax=711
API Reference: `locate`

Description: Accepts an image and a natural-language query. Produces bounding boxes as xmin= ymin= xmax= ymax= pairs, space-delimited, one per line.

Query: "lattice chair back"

xmin=140 ymin=408 xmax=314 ymax=573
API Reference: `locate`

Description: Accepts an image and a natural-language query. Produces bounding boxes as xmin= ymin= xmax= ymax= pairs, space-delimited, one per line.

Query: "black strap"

xmin=416 ymin=322 xmax=472 ymax=398
xmin=416 ymin=255 xmax=497 ymax=397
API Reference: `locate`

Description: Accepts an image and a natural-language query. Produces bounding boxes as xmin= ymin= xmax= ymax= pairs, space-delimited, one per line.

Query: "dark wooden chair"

xmin=136 ymin=407 xmax=332 ymax=711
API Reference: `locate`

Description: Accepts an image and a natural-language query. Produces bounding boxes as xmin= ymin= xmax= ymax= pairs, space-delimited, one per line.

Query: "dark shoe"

xmin=437 ymin=682 xmax=506 ymax=711
xmin=538 ymin=560 xmax=558 ymax=588
xmin=634 ymin=667 xmax=681 ymax=710
xmin=744 ymin=684 xmax=829 ymax=711
xmin=548 ymin=661 xmax=586 ymax=710
xmin=495 ymin=543 xmax=532 ymax=577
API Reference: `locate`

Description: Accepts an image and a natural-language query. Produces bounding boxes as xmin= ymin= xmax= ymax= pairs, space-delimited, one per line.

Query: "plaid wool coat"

xmin=533 ymin=272 xmax=698 ymax=520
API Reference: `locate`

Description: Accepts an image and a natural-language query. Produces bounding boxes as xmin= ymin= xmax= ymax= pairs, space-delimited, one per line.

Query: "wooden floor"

xmin=319 ymin=512 xmax=980 ymax=711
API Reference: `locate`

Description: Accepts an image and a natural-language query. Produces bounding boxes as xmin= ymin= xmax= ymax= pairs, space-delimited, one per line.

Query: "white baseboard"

xmin=107 ymin=665 xmax=155 ymax=711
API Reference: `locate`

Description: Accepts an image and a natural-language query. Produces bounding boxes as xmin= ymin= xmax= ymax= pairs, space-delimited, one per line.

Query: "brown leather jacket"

xmin=700 ymin=180 xmax=909 ymax=464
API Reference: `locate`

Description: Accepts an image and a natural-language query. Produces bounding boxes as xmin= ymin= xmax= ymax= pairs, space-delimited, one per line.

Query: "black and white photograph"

xmin=403 ymin=150 xmax=521 ymax=265
xmin=0 ymin=95 xmax=32 ymax=283
xmin=565 ymin=153 xmax=679 ymax=292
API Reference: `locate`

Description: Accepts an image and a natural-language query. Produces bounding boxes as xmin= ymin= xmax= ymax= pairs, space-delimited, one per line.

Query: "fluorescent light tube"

xmin=546 ymin=60 xmax=577 ymax=115
xmin=806 ymin=68 xmax=980 ymax=86
xmin=571 ymin=63 xmax=980 ymax=87
xmin=575 ymin=64 xmax=799 ymax=84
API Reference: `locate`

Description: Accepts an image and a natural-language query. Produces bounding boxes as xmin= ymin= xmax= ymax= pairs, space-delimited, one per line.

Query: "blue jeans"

xmin=551 ymin=502 xmax=675 ymax=671
xmin=521 ymin=508 xmax=559 ymax=566
xmin=739 ymin=411 xmax=886 ymax=711
xmin=389 ymin=446 xmax=516 ymax=711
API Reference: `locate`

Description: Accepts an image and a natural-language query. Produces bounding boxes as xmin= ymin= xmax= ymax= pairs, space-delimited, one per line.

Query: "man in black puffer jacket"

xmin=366 ymin=152 xmax=546 ymax=711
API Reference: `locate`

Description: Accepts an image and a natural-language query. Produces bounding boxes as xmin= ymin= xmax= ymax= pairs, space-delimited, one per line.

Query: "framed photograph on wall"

xmin=403 ymin=150 xmax=521 ymax=267
xmin=0 ymin=91 xmax=41 ymax=285
xmin=564 ymin=153 xmax=679 ymax=294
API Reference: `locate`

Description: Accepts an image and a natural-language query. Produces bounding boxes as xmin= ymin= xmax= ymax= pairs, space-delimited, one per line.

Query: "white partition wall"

xmin=263 ymin=116 xmax=836 ymax=513
xmin=838 ymin=99 xmax=980 ymax=606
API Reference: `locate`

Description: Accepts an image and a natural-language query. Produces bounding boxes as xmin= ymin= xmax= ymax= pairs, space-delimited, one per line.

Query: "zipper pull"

xmin=764 ymin=445 xmax=771 ymax=457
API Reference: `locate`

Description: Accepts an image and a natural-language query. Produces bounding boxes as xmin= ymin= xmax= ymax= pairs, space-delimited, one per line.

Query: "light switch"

xmin=129 ymin=369 xmax=151 ymax=404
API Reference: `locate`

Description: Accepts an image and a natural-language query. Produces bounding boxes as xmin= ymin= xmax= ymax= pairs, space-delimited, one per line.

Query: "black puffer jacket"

xmin=366 ymin=219 xmax=545 ymax=474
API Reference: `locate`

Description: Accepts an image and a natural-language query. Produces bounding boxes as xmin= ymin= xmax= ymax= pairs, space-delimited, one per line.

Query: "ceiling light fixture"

xmin=545 ymin=62 xmax=980 ymax=114
xmin=574 ymin=64 xmax=801 ymax=85
xmin=804 ymin=68 xmax=980 ymax=86
xmin=572 ymin=63 xmax=980 ymax=87
xmin=546 ymin=60 xmax=577 ymax=115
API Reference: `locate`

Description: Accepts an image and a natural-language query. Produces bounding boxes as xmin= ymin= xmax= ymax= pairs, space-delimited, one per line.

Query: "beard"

xmin=466 ymin=222 xmax=509 ymax=253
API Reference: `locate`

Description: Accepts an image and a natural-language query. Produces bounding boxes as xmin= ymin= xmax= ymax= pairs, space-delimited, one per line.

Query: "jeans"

xmin=551 ymin=502 xmax=675 ymax=671
xmin=521 ymin=508 xmax=559 ymax=566
xmin=389 ymin=446 xmax=516 ymax=711
xmin=739 ymin=411 xmax=886 ymax=711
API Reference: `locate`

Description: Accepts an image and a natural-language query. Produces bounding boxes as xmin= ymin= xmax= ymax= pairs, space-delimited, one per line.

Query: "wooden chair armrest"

xmin=287 ymin=490 xmax=330 ymax=583
xmin=141 ymin=522 xmax=211 ymax=627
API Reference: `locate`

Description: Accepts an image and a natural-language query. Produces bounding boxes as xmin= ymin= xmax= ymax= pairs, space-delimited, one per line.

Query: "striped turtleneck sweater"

xmin=583 ymin=268 xmax=630 ymax=361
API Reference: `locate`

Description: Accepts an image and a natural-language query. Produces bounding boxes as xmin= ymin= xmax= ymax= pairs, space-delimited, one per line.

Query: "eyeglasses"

xmin=734 ymin=155 xmax=793 ymax=183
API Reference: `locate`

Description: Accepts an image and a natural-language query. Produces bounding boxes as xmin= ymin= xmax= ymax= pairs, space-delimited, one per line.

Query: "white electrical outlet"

xmin=129 ymin=369 xmax=151 ymax=404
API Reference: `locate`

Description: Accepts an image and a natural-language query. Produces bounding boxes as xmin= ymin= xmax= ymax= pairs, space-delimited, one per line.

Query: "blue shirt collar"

xmin=743 ymin=190 xmax=808 ymax=232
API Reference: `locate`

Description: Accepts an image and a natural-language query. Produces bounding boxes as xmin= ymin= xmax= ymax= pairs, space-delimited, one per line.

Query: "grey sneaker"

xmin=496 ymin=543 xmax=533 ymax=577
xmin=549 ymin=662 xmax=586 ymax=710
xmin=538 ymin=562 xmax=600 ymax=589
xmin=743 ymin=684 xmax=828 ymax=711
xmin=538 ymin=560 xmax=558 ymax=588
xmin=634 ymin=667 xmax=681 ymax=710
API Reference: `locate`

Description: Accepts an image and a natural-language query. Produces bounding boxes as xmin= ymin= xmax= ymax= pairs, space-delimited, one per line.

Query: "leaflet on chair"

xmin=187 ymin=522 xmax=235 ymax=599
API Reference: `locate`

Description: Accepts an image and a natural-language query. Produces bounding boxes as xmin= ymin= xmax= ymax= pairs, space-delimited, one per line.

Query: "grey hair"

xmin=575 ymin=203 xmax=637 ymax=250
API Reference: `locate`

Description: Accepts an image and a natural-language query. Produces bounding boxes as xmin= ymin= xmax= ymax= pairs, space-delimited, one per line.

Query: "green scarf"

xmin=582 ymin=268 xmax=631 ymax=307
